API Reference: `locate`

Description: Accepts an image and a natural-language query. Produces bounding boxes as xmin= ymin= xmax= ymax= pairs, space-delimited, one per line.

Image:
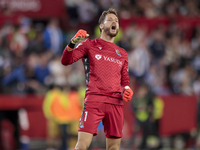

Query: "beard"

xmin=104 ymin=26 xmax=118 ymax=37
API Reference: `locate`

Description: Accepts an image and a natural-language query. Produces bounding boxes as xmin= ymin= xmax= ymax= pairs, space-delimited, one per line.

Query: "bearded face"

xmin=101 ymin=14 xmax=119 ymax=37
xmin=104 ymin=23 xmax=119 ymax=37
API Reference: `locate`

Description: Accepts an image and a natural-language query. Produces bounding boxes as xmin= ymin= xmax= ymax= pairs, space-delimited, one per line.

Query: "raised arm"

xmin=61 ymin=29 xmax=89 ymax=65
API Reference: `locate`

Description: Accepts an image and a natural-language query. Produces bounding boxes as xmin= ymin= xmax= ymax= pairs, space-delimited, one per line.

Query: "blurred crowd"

xmin=0 ymin=17 xmax=85 ymax=94
xmin=66 ymin=0 xmax=200 ymax=24
xmin=0 ymin=0 xmax=200 ymax=149
xmin=0 ymin=0 xmax=200 ymax=97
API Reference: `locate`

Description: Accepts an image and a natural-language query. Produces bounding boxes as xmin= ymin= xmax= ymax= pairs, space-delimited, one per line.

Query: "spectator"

xmin=25 ymin=53 xmax=46 ymax=94
xmin=64 ymin=0 xmax=81 ymax=25
xmin=146 ymin=63 xmax=169 ymax=95
xmin=48 ymin=56 xmax=69 ymax=87
xmin=193 ymin=76 xmax=200 ymax=98
xmin=24 ymin=29 xmax=45 ymax=55
xmin=193 ymin=50 xmax=200 ymax=75
xmin=128 ymin=45 xmax=150 ymax=83
xmin=130 ymin=83 xmax=163 ymax=149
xmin=0 ymin=22 xmax=14 ymax=53
xmin=149 ymin=27 xmax=166 ymax=62
xmin=43 ymin=18 xmax=63 ymax=56
xmin=1 ymin=56 xmax=27 ymax=94
xmin=34 ymin=51 xmax=51 ymax=86
xmin=170 ymin=62 xmax=195 ymax=95
xmin=128 ymin=33 xmax=150 ymax=83
xmin=77 ymin=0 xmax=98 ymax=24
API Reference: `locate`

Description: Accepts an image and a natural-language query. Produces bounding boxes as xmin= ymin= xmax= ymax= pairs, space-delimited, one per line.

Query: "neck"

xmin=100 ymin=32 xmax=115 ymax=43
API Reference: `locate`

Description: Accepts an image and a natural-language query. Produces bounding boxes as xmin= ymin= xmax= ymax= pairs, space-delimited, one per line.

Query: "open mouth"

xmin=111 ymin=25 xmax=116 ymax=31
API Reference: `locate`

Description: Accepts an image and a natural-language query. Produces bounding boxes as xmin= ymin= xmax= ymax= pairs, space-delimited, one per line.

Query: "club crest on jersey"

xmin=79 ymin=121 xmax=84 ymax=128
xmin=116 ymin=50 xmax=121 ymax=56
xmin=95 ymin=54 xmax=102 ymax=60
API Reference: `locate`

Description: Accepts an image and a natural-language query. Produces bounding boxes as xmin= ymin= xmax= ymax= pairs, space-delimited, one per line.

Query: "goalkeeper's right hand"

xmin=123 ymin=86 xmax=133 ymax=102
xmin=67 ymin=29 xmax=89 ymax=51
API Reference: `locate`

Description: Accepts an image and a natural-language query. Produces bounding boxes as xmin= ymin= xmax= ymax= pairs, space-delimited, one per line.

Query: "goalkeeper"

xmin=61 ymin=8 xmax=133 ymax=150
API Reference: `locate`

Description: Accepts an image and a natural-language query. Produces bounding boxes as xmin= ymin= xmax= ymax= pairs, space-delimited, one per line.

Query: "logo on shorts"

xmin=79 ymin=121 xmax=84 ymax=128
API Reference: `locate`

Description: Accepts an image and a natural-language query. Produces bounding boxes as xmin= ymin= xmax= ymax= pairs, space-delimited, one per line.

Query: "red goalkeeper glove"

xmin=67 ymin=29 xmax=89 ymax=51
xmin=123 ymin=86 xmax=133 ymax=102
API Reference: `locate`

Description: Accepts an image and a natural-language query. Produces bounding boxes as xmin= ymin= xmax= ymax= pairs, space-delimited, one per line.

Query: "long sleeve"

xmin=61 ymin=40 xmax=88 ymax=65
xmin=121 ymin=53 xmax=130 ymax=88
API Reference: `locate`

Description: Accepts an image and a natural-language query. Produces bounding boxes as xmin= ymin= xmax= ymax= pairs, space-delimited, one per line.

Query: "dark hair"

xmin=98 ymin=8 xmax=118 ymax=33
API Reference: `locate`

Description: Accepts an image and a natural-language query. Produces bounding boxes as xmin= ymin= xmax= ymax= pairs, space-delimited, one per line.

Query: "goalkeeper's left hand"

xmin=123 ymin=86 xmax=133 ymax=102
xmin=67 ymin=29 xmax=89 ymax=51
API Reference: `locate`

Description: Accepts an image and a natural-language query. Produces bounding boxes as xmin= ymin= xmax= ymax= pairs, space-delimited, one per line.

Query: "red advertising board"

xmin=159 ymin=95 xmax=197 ymax=136
xmin=0 ymin=0 xmax=66 ymax=18
xmin=0 ymin=94 xmax=198 ymax=138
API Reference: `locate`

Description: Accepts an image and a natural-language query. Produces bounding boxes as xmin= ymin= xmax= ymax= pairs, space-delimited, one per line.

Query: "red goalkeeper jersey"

xmin=61 ymin=38 xmax=130 ymax=105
